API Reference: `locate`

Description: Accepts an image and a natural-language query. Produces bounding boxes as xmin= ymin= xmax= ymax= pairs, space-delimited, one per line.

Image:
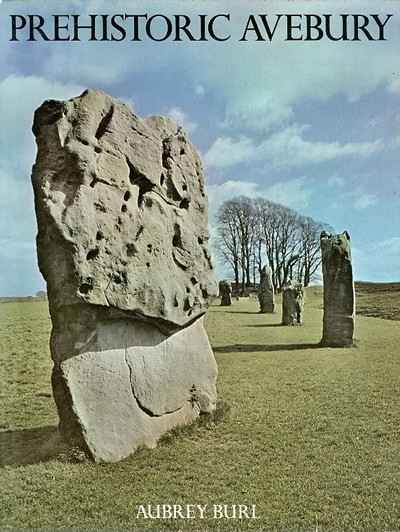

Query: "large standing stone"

xmin=282 ymin=284 xmax=304 ymax=325
xmin=31 ymin=89 xmax=218 ymax=462
xmin=320 ymin=231 xmax=355 ymax=347
xmin=219 ymin=280 xmax=232 ymax=306
xmin=258 ymin=265 xmax=275 ymax=313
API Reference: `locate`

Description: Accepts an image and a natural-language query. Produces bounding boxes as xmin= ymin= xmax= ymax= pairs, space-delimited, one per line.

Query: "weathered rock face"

xmin=282 ymin=284 xmax=304 ymax=325
xmin=320 ymin=231 xmax=355 ymax=347
xmin=31 ymin=89 xmax=218 ymax=462
xmin=219 ymin=280 xmax=232 ymax=306
xmin=258 ymin=265 xmax=275 ymax=313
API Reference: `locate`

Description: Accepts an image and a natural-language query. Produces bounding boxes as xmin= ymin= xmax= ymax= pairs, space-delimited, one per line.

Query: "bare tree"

xmin=216 ymin=202 xmax=241 ymax=287
xmin=255 ymin=199 xmax=302 ymax=291
xmin=216 ymin=197 xmax=258 ymax=294
xmin=216 ymin=195 xmax=331 ymax=291
xmin=296 ymin=217 xmax=333 ymax=286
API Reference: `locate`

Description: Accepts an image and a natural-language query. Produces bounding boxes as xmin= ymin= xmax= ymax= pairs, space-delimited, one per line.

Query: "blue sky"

xmin=0 ymin=0 xmax=399 ymax=295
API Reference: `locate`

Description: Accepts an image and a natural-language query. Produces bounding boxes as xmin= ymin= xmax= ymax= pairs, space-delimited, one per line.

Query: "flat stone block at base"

xmin=53 ymin=317 xmax=217 ymax=462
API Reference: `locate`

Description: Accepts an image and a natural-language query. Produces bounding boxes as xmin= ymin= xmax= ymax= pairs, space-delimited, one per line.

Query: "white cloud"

xmin=195 ymin=84 xmax=205 ymax=97
xmin=353 ymin=238 xmax=400 ymax=281
xmin=6 ymin=0 xmax=397 ymax=134
xmin=353 ymin=193 xmax=377 ymax=210
xmin=376 ymin=237 xmax=400 ymax=254
xmin=207 ymin=177 xmax=312 ymax=215
xmin=186 ymin=2 xmax=400 ymax=132
xmin=204 ymin=137 xmax=255 ymax=168
xmin=167 ymin=107 xmax=197 ymax=133
xmin=0 ymin=75 xmax=84 ymax=295
xmin=387 ymin=79 xmax=400 ymax=94
xmin=266 ymin=178 xmax=312 ymax=209
xmin=263 ymin=125 xmax=383 ymax=169
xmin=328 ymin=175 xmax=345 ymax=188
xmin=204 ymin=125 xmax=383 ymax=170
xmin=0 ymin=75 xmax=84 ymax=174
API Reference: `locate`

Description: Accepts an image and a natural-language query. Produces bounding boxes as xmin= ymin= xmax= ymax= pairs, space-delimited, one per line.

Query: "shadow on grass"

xmin=0 ymin=425 xmax=68 ymax=467
xmin=223 ymin=311 xmax=260 ymax=315
xmin=245 ymin=323 xmax=283 ymax=328
xmin=214 ymin=342 xmax=322 ymax=353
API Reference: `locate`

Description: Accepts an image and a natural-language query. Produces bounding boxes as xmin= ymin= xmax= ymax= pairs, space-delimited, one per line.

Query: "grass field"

xmin=1 ymin=286 xmax=400 ymax=531
xmin=355 ymin=282 xmax=400 ymax=321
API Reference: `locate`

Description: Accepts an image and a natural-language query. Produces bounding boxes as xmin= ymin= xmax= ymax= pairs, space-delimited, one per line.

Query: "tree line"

xmin=216 ymin=196 xmax=332 ymax=293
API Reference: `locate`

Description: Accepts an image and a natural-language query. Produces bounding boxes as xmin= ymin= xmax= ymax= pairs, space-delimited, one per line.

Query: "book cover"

xmin=0 ymin=1 xmax=399 ymax=531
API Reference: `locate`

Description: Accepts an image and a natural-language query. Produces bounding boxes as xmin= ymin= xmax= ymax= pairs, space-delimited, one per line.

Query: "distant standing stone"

xmin=258 ymin=265 xmax=275 ymax=313
xmin=219 ymin=280 xmax=232 ymax=306
xmin=320 ymin=231 xmax=355 ymax=347
xmin=282 ymin=284 xmax=304 ymax=325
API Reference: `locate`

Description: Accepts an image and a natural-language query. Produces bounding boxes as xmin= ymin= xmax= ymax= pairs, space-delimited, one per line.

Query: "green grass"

xmin=1 ymin=290 xmax=400 ymax=531
xmin=355 ymin=281 xmax=400 ymax=321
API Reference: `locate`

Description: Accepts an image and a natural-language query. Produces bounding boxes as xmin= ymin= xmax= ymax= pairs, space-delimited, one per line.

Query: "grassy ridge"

xmin=355 ymin=282 xmax=400 ymax=321
xmin=0 ymin=290 xmax=400 ymax=530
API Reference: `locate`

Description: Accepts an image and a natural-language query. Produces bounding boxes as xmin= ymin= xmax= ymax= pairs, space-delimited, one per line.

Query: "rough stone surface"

xmin=282 ymin=284 xmax=304 ymax=325
xmin=258 ymin=265 xmax=275 ymax=313
xmin=219 ymin=280 xmax=232 ymax=306
xmin=31 ymin=89 xmax=218 ymax=462
xmin=320 ymin=231 xmax=355 ymax=347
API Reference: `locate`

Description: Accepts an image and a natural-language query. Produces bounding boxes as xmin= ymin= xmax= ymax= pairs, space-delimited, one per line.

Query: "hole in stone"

xmin=127 ymin=243 xmax=137 ymax=257
xmin=179 ymin=198 xmax=190 ymax=209
xmin=79 ymin=282 xmax=93 ymax=295
xmin=190 ymin=277 xmax=198 ymax=286
xmin=202 ymin=289 xmax=208 ymax=298
xmin=145 ymin=197 xmax=153 ymax=208
xmin=121 ymin=204 xmax=127 ymax=213
xmin=147 ymin=244 xmax=152 ymax=253
xmin=124 ymin=191 xmax=131 ymax=201
xmin=135 ymin=226 xmax=144 ymax=240
xmin=96 ymin=231 xmax=104 ymax=241
xmin=198 ymin=236 xmax=204 ymax=245
xmin=94 ymin=202 xmax=107 ymax=213
xmin=113 ymin=274 xmax=122 ymax=284
xmin=126 ymin=156 xmax=154 ymax=207
xmin=146 ymin=262 xmax=151 ymax=268
xmin=172 ymin=224 xmax=183 ymax=248
xmin=95 ymin=105 xmax=114 ymax=140
xmin=160 ymin=173 xmax=165 ymax=186
xmin=94 ymin=146 xmax=102 ymax=154
xmin=183 ymin=297 xmax=190 ymax=311
xmin=186 ymin=287 xmax=190 ymax=294
xmin=182 ymin=183 xmax=187 ymax=191
xmin=180 ymin=148 xmax=185 ymax=155
xmin=90 ymin=179 xmax=96 ymax=188
xmin=117 ymin=216 xmax=123 ymax=225
xmin=86 ymin=248 xmax=99 ymax=261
